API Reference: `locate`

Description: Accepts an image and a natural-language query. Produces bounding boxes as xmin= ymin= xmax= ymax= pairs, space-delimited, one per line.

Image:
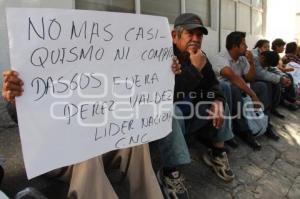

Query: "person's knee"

xmin=229 ymin=84 xmax=241 ymax=93
xmin=254 ymin=81 xmax=268 ymax=92
xmin=219 ymin=81 xmax=231 ymax=93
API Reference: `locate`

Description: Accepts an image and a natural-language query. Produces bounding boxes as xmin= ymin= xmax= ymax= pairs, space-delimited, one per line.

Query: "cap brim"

xmin=183 ymin=24 xmax=208 ymax=35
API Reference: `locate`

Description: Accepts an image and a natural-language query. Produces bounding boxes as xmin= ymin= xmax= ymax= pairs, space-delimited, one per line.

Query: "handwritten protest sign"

xmin=6 ymin=8 xmax=174 ymax=179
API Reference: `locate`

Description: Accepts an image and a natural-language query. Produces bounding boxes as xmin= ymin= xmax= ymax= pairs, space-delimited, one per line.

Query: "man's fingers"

xmin=3 ymin=70 xmax=19 ymax=77
xmin=172 ymin=62 xmax=181 ymax=69
xmin=3 ymin=71 xmax=23 ymax=86
xmin=171 ymin=63 xmax=182 ymax=74
xmin=6 ymin=75 xmax=23 ymax=85
xmin=7 ymin=90 xmax=22 ymax=98
xmin=172 ymin=56 xmax=179 ymax=63
xmin=217 ymin=117 xmax=224 ymax=129
xmin=212 ymin=117 xmax=222 ymax=129
xmin=3 ymin=90 xmax=22 ymax=102
xmin=213 ymin=118 xmax=217 ymax=128
xmin=207 ymin=108 xmax=223 ymax=129
xmin=4 ymin=82 xmax=23 ymax=92
xmin=253 ymin=103 xmax=261 ymax=109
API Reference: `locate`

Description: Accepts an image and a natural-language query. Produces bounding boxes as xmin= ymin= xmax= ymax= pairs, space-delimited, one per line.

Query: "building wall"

xmin=265 ymin=0 xmax=297 ymax=43
xmin=0 ymin=0 xmax=269 ymax=74
xmin=0 ymin=0 xmax=270 ymax=87
xmin=295 ymin=1 xmax=300 ymax=43
xmin=0 ymin=0 xmax=74 ymax=85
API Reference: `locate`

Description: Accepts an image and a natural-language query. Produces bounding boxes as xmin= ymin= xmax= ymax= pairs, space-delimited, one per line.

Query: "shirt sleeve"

xmin=254 ymin=58 xmax=281 ymax=84
xmin=242 ymin=56 xmax=250 ymax=75
xmin=211 ymin=55 xmax=231 ymax=76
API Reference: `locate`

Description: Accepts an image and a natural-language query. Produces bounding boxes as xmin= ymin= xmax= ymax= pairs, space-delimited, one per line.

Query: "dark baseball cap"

xmin=174 ymin=13 xmax=208 ymax=35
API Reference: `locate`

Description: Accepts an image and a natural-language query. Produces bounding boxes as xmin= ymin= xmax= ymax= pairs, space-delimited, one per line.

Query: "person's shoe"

xmin=265 ymin=126 xmax=280 ymax=141
xmin=203 ymin=149 xmax=235 ymax=182
xmin=293 ymin=100 xmax=300 ymax=106
xmin=283 ymin=100 xmax=299 ymax=111
xmin=271 ymin=109 xmax=285 ymax=119
xmin=238 ymin=132 xmax=262 ymax=151
xmin=287 ymin=103 xmax=298 ymax=111
xmin=247 ymin=136 xmax=261 ymax=151
xmin=157 ymin=169 xmax=189 ymax=199
xmin=225 ymin=138 xmax=239 ymax=149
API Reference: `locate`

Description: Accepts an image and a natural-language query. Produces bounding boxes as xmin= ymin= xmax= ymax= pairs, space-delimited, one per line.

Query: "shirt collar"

xmin=224 ymin=49 xmax=243 ymax=64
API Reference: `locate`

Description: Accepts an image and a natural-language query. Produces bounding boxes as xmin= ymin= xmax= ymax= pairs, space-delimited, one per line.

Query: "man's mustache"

xmin=186 ymin=42 xmax=200 ymax=48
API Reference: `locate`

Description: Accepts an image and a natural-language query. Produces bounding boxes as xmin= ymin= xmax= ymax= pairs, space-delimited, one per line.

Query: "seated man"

xmin=3 ymin=69 xmax=171 ymax=199
xmin=252 ymin=39 xmax=270 ymax=58
xmin=211 ymin=31 xmax=278 ymax=150
xmin=254 ymin=51 xmax=292 ymax=121
xmin=157 ymin=13 xmax=235 ymax=199
xmin=272 ymin=39 xmax=299 ymax=110
xmin=282 ymin=42 xmax=300 ymax=65
xmin=251 ymin=40 xmax=284 ymax=118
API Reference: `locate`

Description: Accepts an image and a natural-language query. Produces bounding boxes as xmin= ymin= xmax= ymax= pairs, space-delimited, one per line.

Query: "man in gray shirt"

xmin=211 ymin=31 xmax=279 ymax=150
xmin=254 ymin=51 xmax=291 ymax=119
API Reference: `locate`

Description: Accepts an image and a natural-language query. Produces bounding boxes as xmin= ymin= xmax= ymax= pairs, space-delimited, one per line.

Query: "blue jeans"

xmin=187 ymin=103 xmax=234 ymax=143
xmin=158 ymin=106 xmax=191 ymax=168
xmin=250 ymin=81 xmax=271 ymax=116
xmin=219 ymin=80 xmax=251 ymax=133
xmin=158 ymin=103 xmax=234 ymax=168
xmin=219 ymin=80 xmax=270 ymax=132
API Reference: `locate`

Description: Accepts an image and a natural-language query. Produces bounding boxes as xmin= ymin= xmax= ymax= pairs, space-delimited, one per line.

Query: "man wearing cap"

xmin=157 ymin=13 xmax=235 ymax=199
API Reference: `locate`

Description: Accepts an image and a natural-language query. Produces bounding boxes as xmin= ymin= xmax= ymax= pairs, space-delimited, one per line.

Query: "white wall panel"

xmin=0 ymin=0 xmax=74 ymax=87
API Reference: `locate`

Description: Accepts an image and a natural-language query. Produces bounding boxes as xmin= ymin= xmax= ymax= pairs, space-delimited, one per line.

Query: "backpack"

xmin=242 ymin=95 xmax=268 ymax=137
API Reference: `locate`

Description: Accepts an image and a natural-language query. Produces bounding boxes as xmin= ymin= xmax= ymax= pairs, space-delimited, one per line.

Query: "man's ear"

xmin=234 ymin=44 xmax=239 ymax=49
xmin=171 ymin=30 xmax=177 ymax=41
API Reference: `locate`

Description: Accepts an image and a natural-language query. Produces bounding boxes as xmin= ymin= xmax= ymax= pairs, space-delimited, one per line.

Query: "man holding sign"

xmin=2 ymin=57 xmax=181 ymax=198
xmin=4 ymin=8 xmax=182 ymax=199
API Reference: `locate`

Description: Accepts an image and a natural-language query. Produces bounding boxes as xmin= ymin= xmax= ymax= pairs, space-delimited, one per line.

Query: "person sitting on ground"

xmin=271 ymin=38 xmax=293 ymax=73
xmin=252 ymin=39 xmax=285 ymax=118
xmin=212 ymin=31 xmax=279 ymax=150
xmin=272 ymin=39 xmax=300 ymax=110
xmin=254 ymin=51 xmax=292 ymax=122
xmin=2 ymin=62 xmax=180 ymax=199
xmin=252 ymin=39 xmax=270 ymax=58
xmin=157 ymin=13 xmax=235 ymax=199
xmin=282 ymin=42 xmax=300 ymax=65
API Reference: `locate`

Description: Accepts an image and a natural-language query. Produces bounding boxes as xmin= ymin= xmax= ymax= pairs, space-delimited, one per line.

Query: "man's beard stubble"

xmin=178 ymin=41 xmax=201 ymax=63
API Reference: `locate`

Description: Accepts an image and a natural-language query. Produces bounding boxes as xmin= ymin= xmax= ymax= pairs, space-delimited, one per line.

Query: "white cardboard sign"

xmin=6 ymin=8 xmax=174 ymax=179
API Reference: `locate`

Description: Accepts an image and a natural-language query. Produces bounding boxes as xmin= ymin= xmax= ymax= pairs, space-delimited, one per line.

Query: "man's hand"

xmin=207 ymin=100 xmax=224 ymax=129
xmin=283 ymin=67 xmax=294 ymax=72
xmin=187 ymin=48 xmax=207 ymax=72
xmin=2 ymin=70 xmax=23 ymax=105
xmin=245 ymin=50 xmax=254 ymax=65
xmin=171 ymin=56 xmax=182 ymax=75
xmin=280 ymin=76 xmax=291 ymax=87
xmin=250 ymin=94 xmax=262 ymax=109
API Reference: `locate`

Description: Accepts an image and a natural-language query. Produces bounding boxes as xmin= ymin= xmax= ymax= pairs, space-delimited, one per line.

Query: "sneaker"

xmin=225 ymin=138 xmax=239 ymax=149
xmin=237 ymin=131 xmax=262 ymax=151
xmin=264 ymin=126 xmax=280 ymax=141
xmin=282 ymin=100 xmax=298 ymax=111
xmin=157 ymin=169 xmax=189 ymax=199
xmin=203 ymin=150 xmax=235 ymax=182
xmin=271 ymin=109 xmax=285 ymax=119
